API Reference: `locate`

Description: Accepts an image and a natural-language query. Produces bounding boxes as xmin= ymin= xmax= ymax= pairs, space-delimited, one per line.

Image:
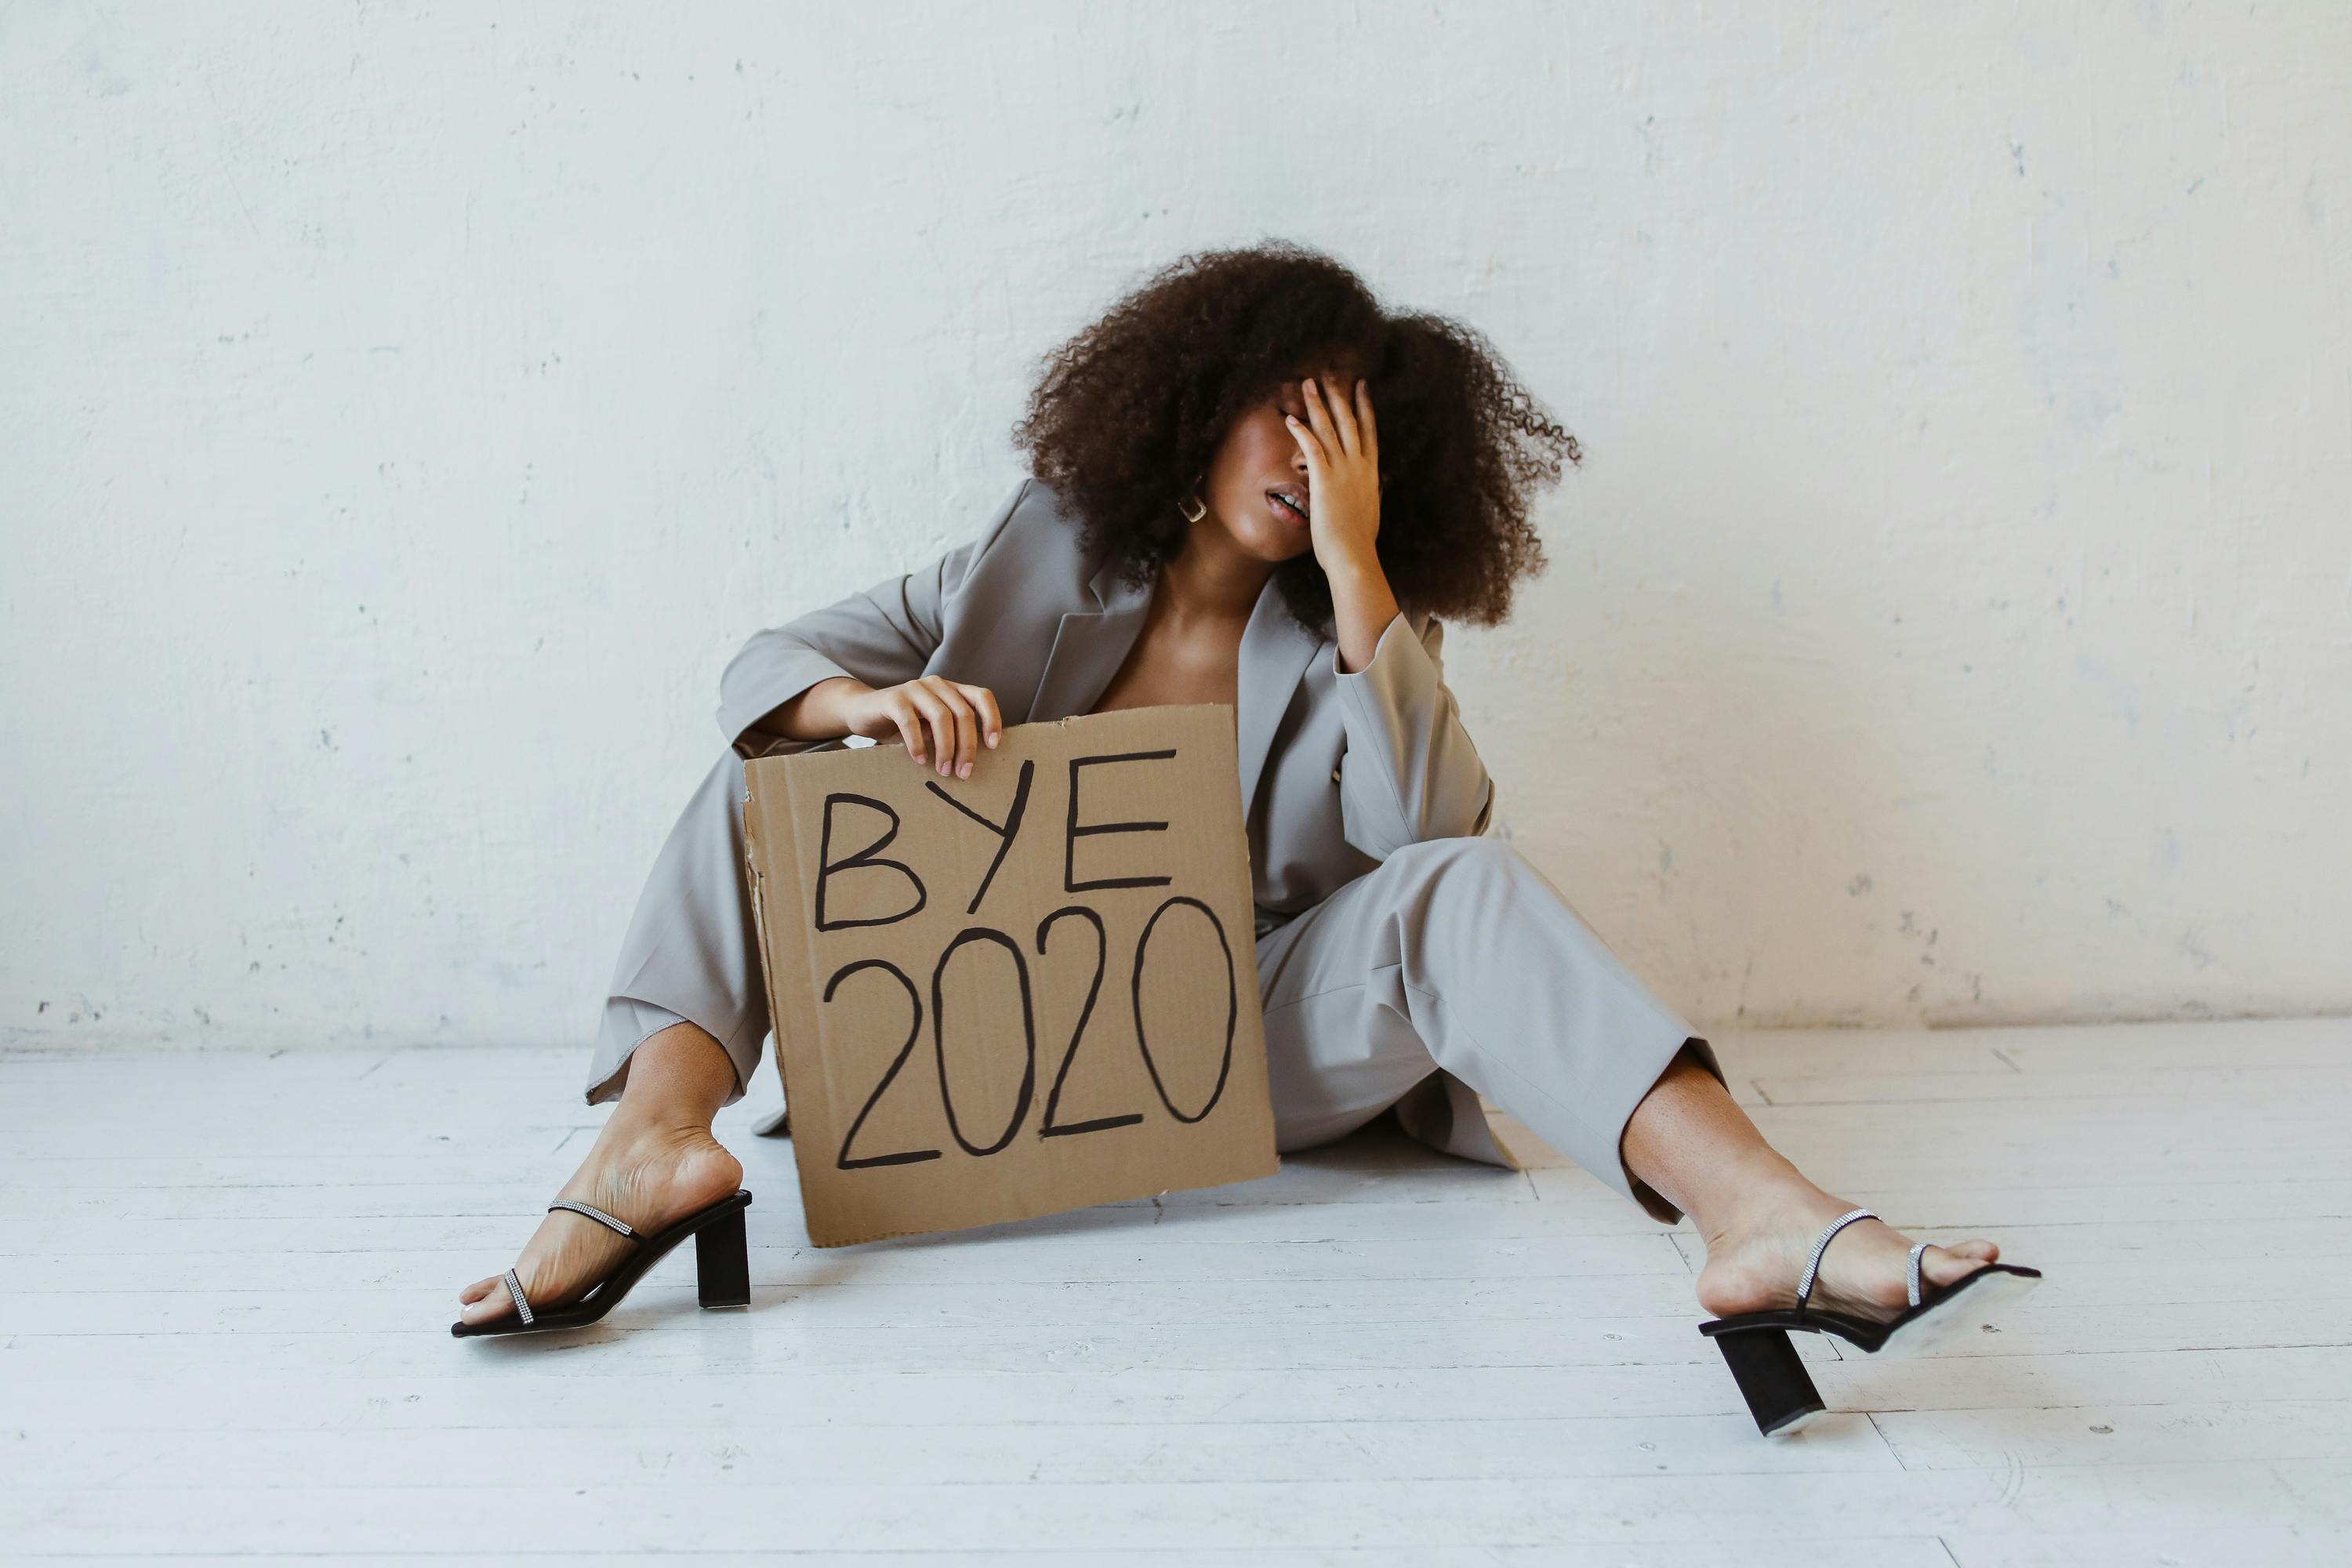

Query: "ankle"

xmin=600 ymin=1101 xmax=720 ymax=1152
xmin=1697 ymin=1156 xmax=1828 ymax=1249
xmin=604 ymin=1030 xmax=735 ymax=1142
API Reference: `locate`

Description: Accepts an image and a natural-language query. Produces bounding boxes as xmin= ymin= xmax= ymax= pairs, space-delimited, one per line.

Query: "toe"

xmin=1926 ymin=1245 xmax=1993 ymax=1287
xmin=458 ymin=1276 xmax=497 ymax=1305
xmin=457 ymin=1278 xmax=515 ymax=1327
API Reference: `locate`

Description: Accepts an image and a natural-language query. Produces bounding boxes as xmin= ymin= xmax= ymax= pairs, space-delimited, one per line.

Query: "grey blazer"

xmin=719 ymin=475 xmax=1497 ymax=945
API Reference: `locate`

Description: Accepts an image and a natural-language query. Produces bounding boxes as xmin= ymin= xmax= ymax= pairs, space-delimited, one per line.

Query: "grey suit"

xmin=586 ymin=477 xmax=1719 ymax=1223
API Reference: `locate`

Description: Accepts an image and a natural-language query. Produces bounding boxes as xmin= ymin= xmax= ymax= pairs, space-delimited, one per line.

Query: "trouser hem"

xmin=583 ymin=994 xmax=758 ymax=1110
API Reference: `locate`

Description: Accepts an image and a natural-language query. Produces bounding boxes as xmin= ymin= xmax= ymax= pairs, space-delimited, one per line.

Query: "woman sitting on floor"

xmin=455 ymin=241 xmax=2036 ymax=1435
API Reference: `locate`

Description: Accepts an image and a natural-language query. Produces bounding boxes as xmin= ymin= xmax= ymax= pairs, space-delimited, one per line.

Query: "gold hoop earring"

xmin=1177 ymin=492 xmax=1207 ymax=524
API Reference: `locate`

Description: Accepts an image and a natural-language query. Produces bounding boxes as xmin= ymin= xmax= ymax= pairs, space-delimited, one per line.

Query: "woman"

xmin=455 ymin=242 xmax=2034 ymax=1433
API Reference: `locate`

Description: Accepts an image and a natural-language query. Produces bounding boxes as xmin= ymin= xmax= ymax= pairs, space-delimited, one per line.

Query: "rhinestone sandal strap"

xmin=502 ymin=1266 xmax=535 ymax=1327
xmin=1795 ymin=1207 xmax=1878 ymax=1315
xmin=546 ymin=1198 xmax=638 ymax=1240
xmin=1907 ymin=1240 xmax=1932 ymax=1308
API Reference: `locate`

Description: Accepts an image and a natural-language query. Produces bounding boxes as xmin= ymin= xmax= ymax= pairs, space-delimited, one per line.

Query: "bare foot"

xmin=456 ymin=1112 xmax=743 ymax=1329
xmin=1694 ymin=1183 xmax=1998 ymax=1323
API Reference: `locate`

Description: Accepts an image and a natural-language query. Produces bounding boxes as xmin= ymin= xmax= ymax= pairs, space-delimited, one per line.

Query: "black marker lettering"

xmin=1064 ymin=750 xmax=1177 ymax=892
xmin=814 ymin=793 xmax=927 ymax=931
xmin=930 ymin=927 xmax=1038 ymax=1157
xmin=824 ymin=959 xmax=942 ymax=1169
xmin=1131 ymin=895 xmax=1238 ymax=1124
xmin=924 ymin=759 xmax=1036 ymax=916
xmin=1036 ymin=906 xmax=1142 ymax=1138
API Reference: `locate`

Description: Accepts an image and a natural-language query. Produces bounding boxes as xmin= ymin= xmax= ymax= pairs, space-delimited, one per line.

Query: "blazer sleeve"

xmin=716 ymin=477 xmax=1031 ymax=758
xmin=1330 ymin=610 xmax=1497 ymax=857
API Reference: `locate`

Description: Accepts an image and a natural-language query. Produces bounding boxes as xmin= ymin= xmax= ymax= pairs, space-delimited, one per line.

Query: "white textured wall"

xmin=4 ymin=2 xmax=2347 ymax=1050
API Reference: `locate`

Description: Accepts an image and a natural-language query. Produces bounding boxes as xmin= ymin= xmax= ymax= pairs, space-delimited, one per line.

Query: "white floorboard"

xmin=4 ymin=1017 xmax=2348 ymax=1564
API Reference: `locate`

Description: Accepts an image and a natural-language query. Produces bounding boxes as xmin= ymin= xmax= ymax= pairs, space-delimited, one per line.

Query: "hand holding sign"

xmin=840 ymin=675 xmax=1006 ymax=779
xmin=741 ymin=704 xmax=1279 ymax=1247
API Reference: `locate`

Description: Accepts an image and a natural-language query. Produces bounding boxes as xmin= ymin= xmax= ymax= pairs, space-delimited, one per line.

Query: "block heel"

xmin=452 ymin=1189 xmax=755 ymax=1338
xmin=1697 ymin=1207 xmax=2042 ymax=1436
xmin=695 ymin=1203 xmax=752 ymax=1308
xmin=1707 ymin=1328 xmax=1824 ymax=1437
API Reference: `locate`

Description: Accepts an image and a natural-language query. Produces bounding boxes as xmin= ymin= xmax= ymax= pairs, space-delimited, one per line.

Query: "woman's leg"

xmin=456 ymin=746 xmax=771 ymax=1327
xmin=582 ymin=748 xmax=777 ymax=1109
xmin=1258 ymin=836 xmax=1998 ymax=1320
xmin=1621 ymin=1045 xmax=1997 ymax=1321
xmin=456 ymin=1022 xmax=742 ymax=1327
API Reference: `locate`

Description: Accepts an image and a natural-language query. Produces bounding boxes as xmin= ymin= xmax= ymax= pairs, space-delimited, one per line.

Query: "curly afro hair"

xmin=1011 ymin=239 xmax=1578 ymax=631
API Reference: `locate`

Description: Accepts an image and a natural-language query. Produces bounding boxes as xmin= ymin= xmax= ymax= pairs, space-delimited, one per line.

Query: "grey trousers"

xmin=585 ymin=746 xmax=1719 ymax=1225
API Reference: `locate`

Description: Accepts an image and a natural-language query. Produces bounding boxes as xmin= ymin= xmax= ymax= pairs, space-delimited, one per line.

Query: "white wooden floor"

xmin=4 ymin=1018 xmax=2349 ymax=1565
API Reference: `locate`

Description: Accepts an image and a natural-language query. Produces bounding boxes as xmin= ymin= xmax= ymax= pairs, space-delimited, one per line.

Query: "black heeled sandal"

xmin=1697 ymin=1206 xmax=2042 ymax=1436
xmin=450 ymin=1189 xmax=755 ymax=1338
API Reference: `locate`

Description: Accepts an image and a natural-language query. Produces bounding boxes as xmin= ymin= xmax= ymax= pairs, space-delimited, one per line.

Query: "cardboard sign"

xmin=741 ymin=704 xmax=1279 ymax=1247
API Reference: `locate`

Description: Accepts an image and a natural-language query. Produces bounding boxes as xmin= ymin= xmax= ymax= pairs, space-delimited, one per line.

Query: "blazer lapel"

xmin=1026 ymin=557 xmax=1323 ymax=827
xmin=1234 ymin=579 xmax=1327 ymax=825
xmin=1023 ymin=553 xmax=1154 ymax=723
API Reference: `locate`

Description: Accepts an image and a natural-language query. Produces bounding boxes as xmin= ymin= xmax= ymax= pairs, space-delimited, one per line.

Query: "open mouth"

xmin=1267 ymin=489 xmax=1309 ymax=525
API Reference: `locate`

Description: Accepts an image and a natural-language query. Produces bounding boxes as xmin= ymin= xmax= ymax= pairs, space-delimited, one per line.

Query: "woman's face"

xmin=1197 ymin=358 xmax=1363 ymax=567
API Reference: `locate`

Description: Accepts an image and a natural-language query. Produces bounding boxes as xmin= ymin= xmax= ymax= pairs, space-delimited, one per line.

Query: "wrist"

xmin=1325 ymin=557 xmax=1402 ymax=675
xmin=1326 ymin=554 xmax=1398 ymax=615
xmin=1321 ymin=545 xmax=1388 ymax=596
xmin=778 ymin=676 xmax=873 ymax=740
